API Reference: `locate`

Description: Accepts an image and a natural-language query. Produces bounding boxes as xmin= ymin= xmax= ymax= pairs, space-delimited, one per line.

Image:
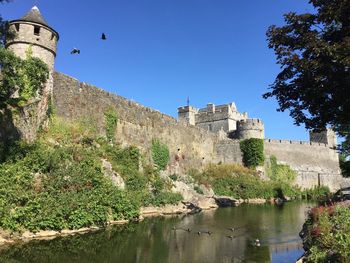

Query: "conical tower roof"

xmin=10 ymin=6 xmax=59 ymax=39
xmin=20 ymin=6 xmax=49 ymax=27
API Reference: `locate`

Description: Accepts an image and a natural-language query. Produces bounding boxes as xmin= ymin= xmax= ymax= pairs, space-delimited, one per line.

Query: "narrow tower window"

xmin=15 ymin=24 xmax=20 ymax=32
xmin=34 ymin=26 xmax=40 ymax=36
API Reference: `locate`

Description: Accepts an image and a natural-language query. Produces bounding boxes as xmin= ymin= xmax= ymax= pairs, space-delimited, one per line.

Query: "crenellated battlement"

xmin=235 ymin=118 xmax=264 ymax=139
xmin=264 ymin=139 xmax=329 ymax=147
xmin=238 ymin=118 xmax=263 ymax=127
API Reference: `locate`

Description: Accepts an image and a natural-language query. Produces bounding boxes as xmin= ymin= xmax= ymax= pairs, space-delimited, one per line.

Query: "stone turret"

xmin=178 ymin=106 xmax=198 ymax=126
xmin=309 ymin=129 xmax=337 ymax=148
xmin=4 ymin=6 xmax=59 ymax=141
xmin=6 ymin=6 xmax=59 ymax=70
xmin=236 ymin=119 xmax=264 ymax=139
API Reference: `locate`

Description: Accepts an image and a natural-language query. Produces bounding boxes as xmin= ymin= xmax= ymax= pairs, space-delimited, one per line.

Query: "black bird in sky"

xmin=101 ymin=33 xmax=107 ymax=40
xmin=70 ymin=48 xmax=80 ymax=54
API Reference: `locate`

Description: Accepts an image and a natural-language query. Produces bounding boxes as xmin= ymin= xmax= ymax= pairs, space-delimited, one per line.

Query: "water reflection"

xmin=0 ymin=202 xmax=311 ymax=263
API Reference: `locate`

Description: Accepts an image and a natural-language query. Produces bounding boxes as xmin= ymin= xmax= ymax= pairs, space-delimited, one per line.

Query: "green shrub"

xmin=104 ymin=144 xmax=140 ymax=176
xmin=302 ymin=186 xmax=330 ymax=201
xmin=240 ymin=138 xmax=265 ymax=168
xmin=0 ymin=142 xmax=140 ymax=232
xmin=213 ymin=175 xmax=274 ymax=199
xmin=151 ymin=139 xmax=169 ymax=171
xmin=267 ymin=155 xmax=297 ymax=184
xmin=104 ymin=108 xmax=118 ymax=143
xmin=144 ymin=192 xmax=183 ymax=207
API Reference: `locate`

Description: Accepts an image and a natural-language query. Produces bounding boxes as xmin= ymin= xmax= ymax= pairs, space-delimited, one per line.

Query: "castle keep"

xmin=4 ymin=7 xmax=348 ymax=191
xmin=178 ymin=103 xmax=264 ymax=139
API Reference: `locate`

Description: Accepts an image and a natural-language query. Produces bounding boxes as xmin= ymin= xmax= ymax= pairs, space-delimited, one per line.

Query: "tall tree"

xmin=264 ymin=0 xmax=350 ymax=176
xmin=264 ymin=0 xmax=350 ymax=135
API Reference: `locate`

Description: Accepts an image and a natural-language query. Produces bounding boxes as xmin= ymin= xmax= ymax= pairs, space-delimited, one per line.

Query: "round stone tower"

xmin=6 ymin=6 xmax=59 ymax=70
xmin=4 ymin=6 xmax=59 ymax=141
xmin=236 ymin=119 xmax=264 ymax=140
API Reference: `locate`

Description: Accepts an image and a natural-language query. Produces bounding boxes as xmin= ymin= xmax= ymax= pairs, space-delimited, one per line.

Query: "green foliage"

xmin=267 ymin=155 xmax=297 ymax=184
xmin=103 ymin=144 xmax=140 ymax=177
xmin=151 ymin=139 xmax=169 ymax=171
xmin=194 ymin=186 xmax=204 ymax=195
xmin=0 ymin=142 xmax=139 ymax=232
xmin=264 ymin=0 xmax=350 ymax=139
xmin=189 ymin=163 xmax=325 ymax=201
xmin=190 ymin=163 xmax=256 ymax=187
xmin=104 ymin=108 xmax=118 ymax=143
xmin=0 ymin=118 xmax=183 ymax=233
xmin=240 ymin=138 xmax=264 ymax=168
xmin=0 ymin=46 xmax=49 ymax=110
xmin=143 ymin=192 xmax=183 ymax=207
xmin=213 ymin=175 xmax=274 ymax=200
xmin=302 ymin=186 xmax=330 ymax=202
xmin=305 ymin=205 xmax=350 ymax=262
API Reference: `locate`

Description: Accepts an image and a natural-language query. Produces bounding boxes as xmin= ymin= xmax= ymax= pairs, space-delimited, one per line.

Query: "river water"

xmin=0 ymin=202 xmax=312 ymax=263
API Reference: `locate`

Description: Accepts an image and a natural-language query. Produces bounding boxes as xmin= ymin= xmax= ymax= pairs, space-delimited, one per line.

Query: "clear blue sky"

xmin=2 ymin=0 xmax=315 ymax=140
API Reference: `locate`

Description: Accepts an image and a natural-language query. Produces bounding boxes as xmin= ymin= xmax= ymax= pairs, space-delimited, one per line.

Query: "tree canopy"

xmin=264 ymin=0 xmax=350 ymax=137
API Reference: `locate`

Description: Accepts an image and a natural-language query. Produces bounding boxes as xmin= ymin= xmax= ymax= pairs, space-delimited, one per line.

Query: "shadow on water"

xmin=0 ymin=201 xmax=312 ymax=263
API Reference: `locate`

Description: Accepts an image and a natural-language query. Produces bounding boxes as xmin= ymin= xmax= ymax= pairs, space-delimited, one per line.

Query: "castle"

xmin=2 ymin=6 xmax=348 ymax=191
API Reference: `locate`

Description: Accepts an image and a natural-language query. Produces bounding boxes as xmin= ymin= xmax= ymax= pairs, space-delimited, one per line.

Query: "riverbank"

xmin=0 ymin=195 xmax=292 ymax=247
xmin=0 ymin=202 xmax=205 ymax=247
xmin=0 ymin=201 xmax=309 ymax=263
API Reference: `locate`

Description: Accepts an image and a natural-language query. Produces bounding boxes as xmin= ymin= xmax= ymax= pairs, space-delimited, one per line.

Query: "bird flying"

xmin=70 ymin=48 xmax=80 ymax=54
xmin=101 ymin=33 xmax=107 ymax=40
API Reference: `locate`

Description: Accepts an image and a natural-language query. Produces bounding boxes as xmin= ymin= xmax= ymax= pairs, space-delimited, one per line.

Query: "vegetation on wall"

xmin=189 ymin=163 xmax=329 ymax=201
xmin=0 ymin=46 xmax=49 ymax=110
xmin=104 ymin=107 xmax=118 ymax=143
xmin=0 ymin=117 xmax=183 ymax=233
xmin=151 ymin=139 xmax=170 ymax=171
xmin=266 ymin=155 xmax=296 ymax=184
xmin=239 ymin=138 xmax=264 ymax=168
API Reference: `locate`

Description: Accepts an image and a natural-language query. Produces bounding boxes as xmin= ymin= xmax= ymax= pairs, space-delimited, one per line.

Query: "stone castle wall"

xmin=53 ymin=72 xmax=222 ymax=171
xmin=52 ymin=72 xmax=347 ymax=191
xmin=264 ymin=139 xmax=344 ymax=191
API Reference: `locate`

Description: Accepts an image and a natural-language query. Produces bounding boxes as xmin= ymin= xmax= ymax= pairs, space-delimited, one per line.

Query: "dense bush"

xmin=304 ymin=205 xmax=350 ymax=262
xmin=267 ymin=155 xmax=296 ymax=184
xmin=239 ymin=138 xmax=264 ymax=168
xmin=213 ymin=175 xmax=274 ymax=199
xmin=188 ymin=163 xmax=327 ymax=201
xmin=151 ymin=139 xmax=169 ymax=171
xmin=0 ymin=118 xmax=183 ymax=233
xmin=0 ymin=143 xmax=139 ymax=232
xmin=302 ymin=186 xmax=330 ymax=202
